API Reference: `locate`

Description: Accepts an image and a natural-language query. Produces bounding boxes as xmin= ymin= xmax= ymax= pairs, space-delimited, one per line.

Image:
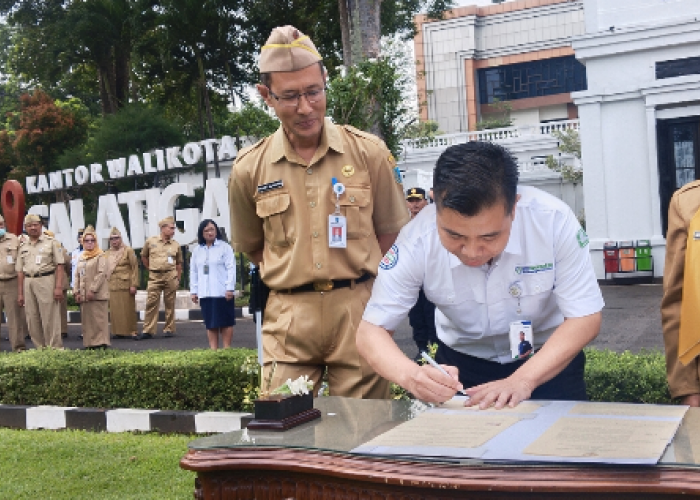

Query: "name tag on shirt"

xmin=167 ymin=256 xmax=173 ymax=264
xmin=328 ymin=215 xmax=347 ymax=249
xmin=6 ymin=255 xmax=12 ymax=264
xmin=35 ymin=255 xmax=42 ymax=265
xmin=509 ymin=320 xmax=534 ymax=360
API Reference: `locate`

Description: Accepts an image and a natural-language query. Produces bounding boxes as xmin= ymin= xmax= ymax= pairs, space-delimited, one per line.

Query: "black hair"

xmin=260 ymin=61 xmax=325 ymax=89
xmin=433 ymin=141 xmax=519 ymax=217
xmin=197 ymin=219 xmax=223 ymax=246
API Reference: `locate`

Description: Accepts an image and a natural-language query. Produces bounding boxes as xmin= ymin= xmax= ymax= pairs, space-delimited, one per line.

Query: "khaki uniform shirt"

xmin=16 ymin=234 xmax=65 ymax=276
xmin=662 ymin=180 xmax=700 ymax=398
xmin=74 ymin=254 xmax=109 ymax=301
xmin=0 ymin=233 xmax=20 ymax=279
xmin=142 ymin=236 xmax=182 ymax=272
xmin=107 ymin=247 xmax=139 ymax=291
xmin=229 ymin=119 xmax=410 ymax=289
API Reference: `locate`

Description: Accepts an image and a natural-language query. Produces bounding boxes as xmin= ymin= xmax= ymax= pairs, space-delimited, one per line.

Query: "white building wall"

xmin=574 ymin=0 xmax=700 ymax=278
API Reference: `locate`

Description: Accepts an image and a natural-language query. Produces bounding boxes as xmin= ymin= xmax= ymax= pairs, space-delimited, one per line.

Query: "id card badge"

xmin=167 ymin=255 xmax=173 ymax=264
xmin=6 ymin=255 xmax=12 ymax=264
xmin=509 ymin=320 xmax=534 ymax=360
xmin=328 ymin=215 xmax=347 ymax=248
xmin=203 ymin=264 xmax=209 ymax=275
xmin=35 ymin=255 xmax=42 ymax=265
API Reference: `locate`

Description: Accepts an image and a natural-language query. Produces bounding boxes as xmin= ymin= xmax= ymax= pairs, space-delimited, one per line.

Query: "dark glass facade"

xmin=656 ymin=56 xmax=700 ymax=80
xmin=477 ymin=56 xmax=587 ymax=104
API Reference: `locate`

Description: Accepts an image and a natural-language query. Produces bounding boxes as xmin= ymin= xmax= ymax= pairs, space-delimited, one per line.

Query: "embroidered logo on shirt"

xmin=379 ymin=244 xmax=399 ymax=270
xmin=257 ymin=180 xmax=284 ymax=194
xmin=576 ymin=228 xmax=589 ymax=248
xmin=515 ymin=263 xmax=553 ymax=274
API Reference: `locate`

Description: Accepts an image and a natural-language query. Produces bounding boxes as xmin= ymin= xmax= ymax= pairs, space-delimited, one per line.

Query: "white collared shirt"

xmin=363 ymin=186 xmax=604 ymax=363
xmin=189 ymin=239 xmax=237 ymax=298
xmin=70 ymin=247 xmax=83 ymax=288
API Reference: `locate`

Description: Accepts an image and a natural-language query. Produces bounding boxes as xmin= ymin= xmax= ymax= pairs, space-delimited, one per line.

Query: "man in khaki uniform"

xmin=662 ymin=180 xmax=700 ymax=406
xmin=16 ymin=214 xmax=65 ymax=348
xmin=229 ymin=26 xmax=410 ymax=398
xmin=45 ymin=230 xmax=70 ymax=339
xmin=138 ymin=216 xmax=182 ymax=340
xmin=0 ymin=214 xmax=24 ymax=351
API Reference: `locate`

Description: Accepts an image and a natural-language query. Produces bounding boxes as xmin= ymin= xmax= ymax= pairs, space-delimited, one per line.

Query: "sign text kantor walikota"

xmin=23 ymin=136 xmax=238 ymax=252
xmin=25 ymin=136 xmax=238 ymax=194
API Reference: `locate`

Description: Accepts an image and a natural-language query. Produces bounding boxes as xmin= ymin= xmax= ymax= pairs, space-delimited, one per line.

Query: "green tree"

xmin=222 ymin=102 xmax=279 ymax=150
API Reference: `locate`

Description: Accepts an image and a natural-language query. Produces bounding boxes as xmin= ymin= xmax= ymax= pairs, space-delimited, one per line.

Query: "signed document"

xmin=524 ymin=417 xmax=680 ymax=459
xmin=360 ymin=412 xmax=520 ymax=450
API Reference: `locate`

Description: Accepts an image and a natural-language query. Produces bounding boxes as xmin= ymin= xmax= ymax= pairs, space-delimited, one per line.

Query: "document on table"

xmin=351 ymin=399 xmax=688 ymax=465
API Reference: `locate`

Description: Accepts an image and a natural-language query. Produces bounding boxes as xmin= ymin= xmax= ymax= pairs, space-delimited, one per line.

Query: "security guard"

xmin=0 ymin=214 xmax=24 ymax=351
xmin=138 ymin=216 xmax=182 ymax=339
xmin=229 ymin=25 xmax=410 ymax=398
xmin=16 ymin=214 xmax=65 ymax=349
xmin=662 ymin=180 xmax=700 ymax=406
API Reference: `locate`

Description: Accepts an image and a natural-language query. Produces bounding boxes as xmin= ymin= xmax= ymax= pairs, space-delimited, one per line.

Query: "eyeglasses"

xmin=109 ymin=236 xmax=121 ymax=240
xmin=267 ymin=87 xmax=326 ymax=108
xmin=83 ymin=238 xmax=96 ymax=243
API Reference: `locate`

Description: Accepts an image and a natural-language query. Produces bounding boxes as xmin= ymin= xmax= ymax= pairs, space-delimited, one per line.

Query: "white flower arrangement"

xmin=271 ymin=375 xmax=314 ymax=396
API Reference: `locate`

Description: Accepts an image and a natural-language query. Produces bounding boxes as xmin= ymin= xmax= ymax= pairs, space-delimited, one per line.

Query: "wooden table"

xmin=181 ymin=397 xmax=700 ymax=499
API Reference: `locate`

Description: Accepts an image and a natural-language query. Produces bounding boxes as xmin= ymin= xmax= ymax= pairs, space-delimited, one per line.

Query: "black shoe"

xmin=3 ymin=336 xmax=8 ymax=341
xmin=25 ymin=335 xmax=30 ymax=340
xmin=163 ymin=331 xmax=173 ymax=338
xmin=61 ymin=332 xmax=67 ymax=339
xmin=78 ymin=334 xmax=83 ymax=340
xmin=134 ymin=333 xmax=153 ymax=341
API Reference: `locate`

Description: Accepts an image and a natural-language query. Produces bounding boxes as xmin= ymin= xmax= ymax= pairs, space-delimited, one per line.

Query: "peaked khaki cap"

xmin=260 ymin=25 xmax=322 ymax=73
xmin=24 ymin=214 xmax=41 ymax=224
xmin=110 ymin=227 xmax=121 ymax=237
xmin=159 ymin=216 xmax=175 ymax=227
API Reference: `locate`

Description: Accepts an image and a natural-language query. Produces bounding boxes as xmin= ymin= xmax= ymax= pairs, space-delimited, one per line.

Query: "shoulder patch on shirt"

xmin=379 ymin=244 xmax=400 ymax=270
xmin=392 ymin=166 xmax=403 ymax=185
xmin=576 ymin=227 xmax=589 ymax=248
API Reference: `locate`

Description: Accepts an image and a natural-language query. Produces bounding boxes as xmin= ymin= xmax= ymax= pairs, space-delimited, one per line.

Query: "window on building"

xmin=656 ymin=57 xmax=700 ymax=80
xmin=477 ymin=56 xmax=587 ymax=105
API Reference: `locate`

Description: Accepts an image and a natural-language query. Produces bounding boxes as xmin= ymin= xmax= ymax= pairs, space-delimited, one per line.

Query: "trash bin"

xmin=636 ymin=239 xmax=653 ymax=271
xmin=603 ymin=241 xmax=619 ymax=274
xmin=619 ymin=240 xmax=636 ymax=272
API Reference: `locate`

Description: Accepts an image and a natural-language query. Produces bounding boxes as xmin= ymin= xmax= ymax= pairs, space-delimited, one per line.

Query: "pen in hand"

xmin=420 ymin=351 xmax=469 ymax=398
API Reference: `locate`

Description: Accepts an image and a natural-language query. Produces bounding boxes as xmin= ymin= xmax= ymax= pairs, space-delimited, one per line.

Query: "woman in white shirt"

xmin=190 ymin=219 xmax=237 ymax=349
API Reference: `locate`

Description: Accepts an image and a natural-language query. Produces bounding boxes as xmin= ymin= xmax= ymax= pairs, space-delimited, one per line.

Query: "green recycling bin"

xmin=636 ymin=239 xmax=652 ymax=271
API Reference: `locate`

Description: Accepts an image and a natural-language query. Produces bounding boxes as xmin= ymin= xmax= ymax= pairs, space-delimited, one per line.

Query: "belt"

xmin=149 ymin=269 xmax=173 ymax=273
xmin=0 ymin=275 xmax=16 ymax=281
xmin=279 ymin=273 xmax=372 ymax=294
xmin=25 ymin=270 xmax=55 ymax=279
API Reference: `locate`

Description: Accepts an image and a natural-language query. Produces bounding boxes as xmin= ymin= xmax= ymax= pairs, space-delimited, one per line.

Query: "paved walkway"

xmin=0 ymin=284 xmax=665 ymax=355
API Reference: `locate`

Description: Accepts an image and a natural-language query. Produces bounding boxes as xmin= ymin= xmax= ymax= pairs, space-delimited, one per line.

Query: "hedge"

xmin=0 ymin=347 xmax=674 ymax=412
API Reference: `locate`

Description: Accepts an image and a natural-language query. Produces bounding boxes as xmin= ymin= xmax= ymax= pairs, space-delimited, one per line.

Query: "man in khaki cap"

xmin=16 ymin=214 xmax=65 ymax=348
xmin=0 ymin=214 xmax=24 ymax=351
xmin=229 ymin=26 xmax=410 ymax=398
xmin=138 ymin=216 xmax=182 ymax=340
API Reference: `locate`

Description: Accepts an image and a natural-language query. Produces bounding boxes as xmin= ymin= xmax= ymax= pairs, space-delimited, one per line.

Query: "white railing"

xmin=402 ymin=119 xmax=580 ymax=151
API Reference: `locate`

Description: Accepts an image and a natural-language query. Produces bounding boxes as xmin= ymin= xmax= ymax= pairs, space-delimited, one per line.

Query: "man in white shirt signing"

xmin=357 ymin=141 xmax=604 ymax=409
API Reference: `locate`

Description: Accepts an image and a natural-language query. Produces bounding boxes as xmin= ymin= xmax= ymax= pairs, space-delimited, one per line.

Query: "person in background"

xmin=405 ymin=187 xmax=438 ymax=360
xmin=70 ymin=228 xmax=84 ymax=289
xmin=139 ymin=216 xmax=182 ymax=340
xmin=73 ymin=226 xmax=110 ymax=349
xmin=105 ymin=227 xmax=139 ymax=339
xmin=190 ymin=219 xmax=237 ymax=349
xmin=16 ymin=214 xmax=65 ymax=349
xmin=45 ymin=230 xmax=70 ymax=339
xmin=0 ymin=214 xmax=24 ymax=352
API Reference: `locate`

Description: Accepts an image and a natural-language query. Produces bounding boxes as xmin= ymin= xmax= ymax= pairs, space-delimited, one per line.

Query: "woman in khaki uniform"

xmin=74 ymin=226 xmax=110 ymax=348
xmin=105 ymin=227 xmax=138 ymax=338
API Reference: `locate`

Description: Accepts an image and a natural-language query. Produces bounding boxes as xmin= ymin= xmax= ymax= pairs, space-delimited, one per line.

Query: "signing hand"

xmin=405 ymin=363 xmax=463 ymax=404
xmin=464 ymin=376 xmax=534 ymax=410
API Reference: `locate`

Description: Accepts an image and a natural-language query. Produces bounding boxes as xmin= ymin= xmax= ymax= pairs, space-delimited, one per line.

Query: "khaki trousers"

xmin=0 ymin=277 xmax=23 ymax=351
xmin=143 ymin=272 xmax=178 ymax=334
xmin=24 ymin=274 xmax=61 ymax=348
xmin=262 ymin=278 xmax=389 ymax=399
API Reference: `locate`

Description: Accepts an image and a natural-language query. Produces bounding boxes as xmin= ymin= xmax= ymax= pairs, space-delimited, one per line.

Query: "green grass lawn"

xmin=0 ymin=429 xmax=195 ymax=499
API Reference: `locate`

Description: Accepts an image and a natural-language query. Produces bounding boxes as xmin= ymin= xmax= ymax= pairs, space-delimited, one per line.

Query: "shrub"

xmin=0 ymin=348 xmax=673 ymax=411
xmin=0 ymin=348 xmax=260 ymax=412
